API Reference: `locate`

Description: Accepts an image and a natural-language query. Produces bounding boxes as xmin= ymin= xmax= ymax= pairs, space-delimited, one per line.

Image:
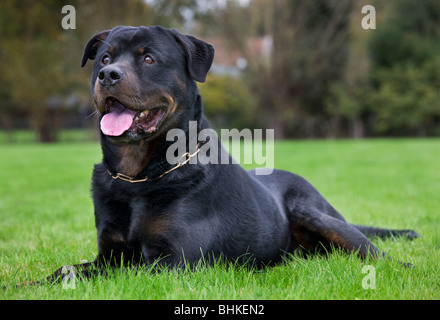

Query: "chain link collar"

xmin=106 ymin=142 xmax=203 ymax=183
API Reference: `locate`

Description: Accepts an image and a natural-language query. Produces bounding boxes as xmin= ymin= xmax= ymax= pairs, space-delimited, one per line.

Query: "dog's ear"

xmin=171 ymin=30 xmax=215 ymax=83
xmin=81 ymin=30 xmax=111 ymax=68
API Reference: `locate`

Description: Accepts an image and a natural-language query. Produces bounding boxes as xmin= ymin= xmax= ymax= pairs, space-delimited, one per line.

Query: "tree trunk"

xmin=31 ymin=107 xmax=59 ymax=143
xmin=351 ymin=118 xmax=364 ymax=138
xmin=267 ymin=111 xmax=286 ymax=140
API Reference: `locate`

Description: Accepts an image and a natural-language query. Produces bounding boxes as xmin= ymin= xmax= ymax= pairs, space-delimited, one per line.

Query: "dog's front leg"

xmin=16 ymin=260 xmax=101 ymax=288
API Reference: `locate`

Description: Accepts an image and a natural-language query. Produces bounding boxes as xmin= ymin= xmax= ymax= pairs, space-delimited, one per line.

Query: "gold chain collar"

xmin=106 ymin=142 xmax=202 ymax=183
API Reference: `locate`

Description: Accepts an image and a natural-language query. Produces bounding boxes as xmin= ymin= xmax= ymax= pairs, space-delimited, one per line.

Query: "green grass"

xmin=1 ymin=137 xmax=439 ymax=299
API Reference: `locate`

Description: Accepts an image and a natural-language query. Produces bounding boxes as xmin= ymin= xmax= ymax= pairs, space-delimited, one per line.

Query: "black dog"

xmin=36 ymin=26 xmax=418 ymax=284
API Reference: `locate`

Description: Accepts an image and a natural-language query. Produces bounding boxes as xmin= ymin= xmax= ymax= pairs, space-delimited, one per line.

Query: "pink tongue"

xmin=100 ymin=103 xmax=136 ymax=136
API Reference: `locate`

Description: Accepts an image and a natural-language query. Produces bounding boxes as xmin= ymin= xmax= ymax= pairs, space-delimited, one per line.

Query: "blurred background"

xmin=1 ymin=0 xmax=440 ymax=143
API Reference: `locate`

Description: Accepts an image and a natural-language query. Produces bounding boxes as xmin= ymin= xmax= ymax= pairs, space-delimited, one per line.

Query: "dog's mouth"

xmin=100 ymin=97 xmax=166 ymax=137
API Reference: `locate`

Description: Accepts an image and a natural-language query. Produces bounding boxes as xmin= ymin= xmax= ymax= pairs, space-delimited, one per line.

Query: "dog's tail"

xmin=352 ymin=225 xmax=419 ymax=241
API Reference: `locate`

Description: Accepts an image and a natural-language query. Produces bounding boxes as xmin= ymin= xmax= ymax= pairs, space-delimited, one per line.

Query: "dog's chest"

xmin=127 ymin=197 xmax=179 ymax=242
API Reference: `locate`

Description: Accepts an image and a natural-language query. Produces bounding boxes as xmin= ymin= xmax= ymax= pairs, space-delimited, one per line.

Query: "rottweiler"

xmin=34 ymin=26 xmax=418 ymax=284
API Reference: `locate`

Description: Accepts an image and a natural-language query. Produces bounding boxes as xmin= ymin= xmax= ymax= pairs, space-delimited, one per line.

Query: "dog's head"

xmin=81 ymin=26 xmax=214 ymax=144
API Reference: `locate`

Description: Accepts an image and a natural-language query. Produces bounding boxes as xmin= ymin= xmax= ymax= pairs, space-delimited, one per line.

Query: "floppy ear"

xmin=171 ymin=30 xmax=215 ymax=83
xmin=81 ymin=30 xmax=111 ymax=68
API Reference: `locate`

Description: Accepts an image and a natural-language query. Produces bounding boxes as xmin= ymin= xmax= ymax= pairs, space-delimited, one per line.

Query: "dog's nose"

xmin=98 ymin=66 xmax=123 ymax=86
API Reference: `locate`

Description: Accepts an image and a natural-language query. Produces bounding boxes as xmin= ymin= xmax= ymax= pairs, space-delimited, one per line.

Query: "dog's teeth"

xmin=140 ymin=110 xmax=148 ymax=117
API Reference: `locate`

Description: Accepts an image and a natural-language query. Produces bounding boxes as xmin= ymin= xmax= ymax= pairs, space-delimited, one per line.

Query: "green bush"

xmin=198 ymin=74 xmax=257 ymax=130
xmin=369 ymin=58 xmax=440 ymax=135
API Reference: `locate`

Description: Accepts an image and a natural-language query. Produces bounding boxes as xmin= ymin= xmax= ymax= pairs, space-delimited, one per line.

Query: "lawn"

xmin=0 ymin=137 xmax=439 ymax=300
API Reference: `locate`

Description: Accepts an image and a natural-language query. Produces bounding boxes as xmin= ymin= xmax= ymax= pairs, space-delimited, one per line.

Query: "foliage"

xmin=368 ymin=0 xmax=440 ymax=68
xmin=366 ymin=0 xmax=440 ymax=136
xmin=1 ymin=0 xmax=440 ymax=139
xmin=207 ymin=0 xmax=353 ymax=138
xmin=1 ymin=0 xmax=76 ymax=142
xmin=369 ymin=59 xmax=440 ymax=135
xmin=197 ymin=74 xmax=257 ymax=130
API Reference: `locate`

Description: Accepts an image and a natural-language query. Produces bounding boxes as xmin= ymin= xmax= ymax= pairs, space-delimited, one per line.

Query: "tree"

xmin=324 ymin=0 xmax=374 ymax=138
xmin=1 ymin=0 xmax=73 ymax=142
xmin=369 ymin=58 xmax=440 ymax=136
xmin=205 ymin=0 xmax=353 ymax=138
xmin=0 ymin=0 xmax=156 ymax=142
xmin=198 ymin=74 xmax=257 ymax=130
xmin=367 ymin=0 xmax=440 ymax=136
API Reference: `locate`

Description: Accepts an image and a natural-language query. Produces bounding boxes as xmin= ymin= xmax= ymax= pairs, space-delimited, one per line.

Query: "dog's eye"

xmin=102 ymin=56 xmax=111 ymax=65
xmin=144 ymin=55 xmax=154 ymax=65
